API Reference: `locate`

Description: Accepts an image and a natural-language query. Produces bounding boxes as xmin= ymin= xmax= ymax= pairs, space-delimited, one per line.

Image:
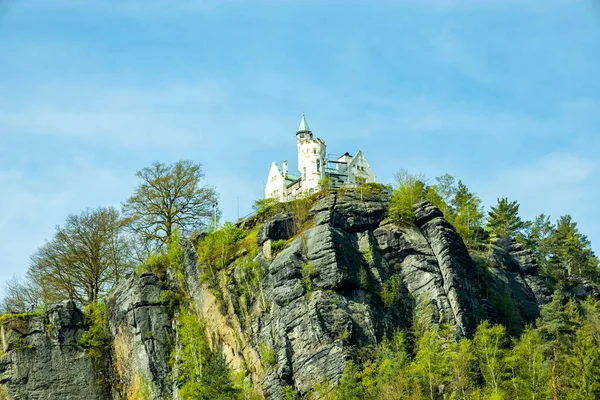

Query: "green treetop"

xmin=486 ymin=197 xmax=529 ymax=238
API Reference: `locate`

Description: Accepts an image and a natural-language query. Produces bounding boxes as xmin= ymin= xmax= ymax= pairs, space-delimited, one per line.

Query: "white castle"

xmin=265 ymin=115 xmax=377 ymax=202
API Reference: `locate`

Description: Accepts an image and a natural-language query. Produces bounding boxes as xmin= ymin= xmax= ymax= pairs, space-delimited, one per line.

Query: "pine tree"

xmin=486 ymin=198 xmax=529 ymax=238
xmin=563 ymin=298 xmax=600 ymax=399
xmin=549 ymin=215 xmax=599 ymax=280
xmin=451 ymin=180 xmax=484 ymax=248
xmin=525 ymin=214 xmax=555 ymax=276
xmin=335 ymin=361 xmax=363 ymax=400
xmin=536 ymin=294 xmax=582 ymax=399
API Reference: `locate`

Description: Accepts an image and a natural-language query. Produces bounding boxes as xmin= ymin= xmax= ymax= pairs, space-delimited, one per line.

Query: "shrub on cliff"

xmin=79 ymin=302 xmax=111 ymax=359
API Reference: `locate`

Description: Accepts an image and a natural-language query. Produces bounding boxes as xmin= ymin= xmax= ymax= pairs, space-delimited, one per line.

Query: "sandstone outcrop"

xmin=0 ymin=302 xmax=110 ymax=400
xmin=2 ymin=189 xmax=596 ymax=399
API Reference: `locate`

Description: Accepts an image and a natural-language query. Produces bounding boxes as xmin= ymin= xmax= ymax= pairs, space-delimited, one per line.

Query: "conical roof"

xmin=297 ymin=114 xmax=311 ymax=133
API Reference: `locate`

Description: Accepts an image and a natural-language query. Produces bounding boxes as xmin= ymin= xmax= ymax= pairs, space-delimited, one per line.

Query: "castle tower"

xmin=296 ymin=115 xmax=326 ymax=195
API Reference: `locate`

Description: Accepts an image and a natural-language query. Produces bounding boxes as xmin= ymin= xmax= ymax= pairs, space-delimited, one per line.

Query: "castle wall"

xmin=265 ymin=162 xmax=286 ymax=201
xmin=297 ymin=138 xmax=326 ymax=195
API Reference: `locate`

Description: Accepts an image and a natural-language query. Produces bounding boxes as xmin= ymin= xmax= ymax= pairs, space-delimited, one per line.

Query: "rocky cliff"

xmin=0 ymin=302 xmax=111 ymax=400
xmin=0 ymin=189 xmax=593 ymax=399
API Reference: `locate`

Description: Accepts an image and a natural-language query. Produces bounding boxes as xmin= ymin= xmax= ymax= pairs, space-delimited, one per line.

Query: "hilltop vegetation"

xmin=1 ymin=159 xmax=599 ymax=400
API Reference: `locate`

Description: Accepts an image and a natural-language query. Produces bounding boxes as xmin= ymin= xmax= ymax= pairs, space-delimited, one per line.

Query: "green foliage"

xmin=159 ymin=289 xmax=184 ymax=316
xmin=319 ymin=176 xmax=332 ymax=191
xmin=473 ymin=320 xmax=508 ymax=399
xmin=252 ymin=197 xmax=280 ymax=221
xmin=505 ymin=327 xmax=550 ymax=399
xmin=550 ymin=215 xmax=598 ymax=280
xmin=283 ymin=385 xmax=299 ymax=400
xmin=260 ymin=343 xmax=277 ymax=367
xmin=335 ymin=361 xmax=363 ymax=399
xmin=0 ymin=311 xmax=41 ymax=325
xmin=28 ymin=206 xmax=132 ymax=306
xmin=524 ymin=214 xmax=555 ymax=275
xmin=78 ymin=302 xmax=111 ymax=359
xmin=271 ymin=239 xmax=288 ymax=255
xmin=486 ymin=197 xmax=529 ymax=238
xmin=122 ymin=159 xmax=219 ymax=251
xmin=380 ymin=274 xmax=402 ymax=308
xmin=361 ymin=182 xmax=392 ymax=193
xmin=177 ymin=306 xmax=240 ymax=399
xmin=451 ymin=180 xmax=485 ymax=248
xmin=316 ymin=296 xmax=600 ymax=399
xmin=284 ymin=196 xmax=314 ymax=232
xmin=302 ymin=263 xmax=316 ymax=292
xmin=426 ymin=174 xmax=457 ymax=221
xmin=388 ymin=170 xmax=426 ymax=226
xmin=410 ymin=328 xmax=450 ymax=400
xmin=197 ymin=222 xmax=246 ymax=288
xmin=524 ymin=214 xmax=599 ymax=284
xmin=358 ymin=267 xmax=369 ymax=290
xmin=488 ymin=285 xmax=524 ymax=336
xmin=234 ymin=260 xmax=266 ymax=313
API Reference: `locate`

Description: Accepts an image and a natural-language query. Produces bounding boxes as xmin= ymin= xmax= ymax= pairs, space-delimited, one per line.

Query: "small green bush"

xmin=78 ymin=302 xmax=111 ymax=359
xmin=271 ymin=239 xmax=288 ymax=255
xmin=260 ymin=343 xmax=277 ymax=367
xmin=302 ymin=263 xmax=316 ymax=291
xmin=252 ymin=198 xmax=280 ymax=221
xmin=381 ymin=274 xmax=403 ymax=308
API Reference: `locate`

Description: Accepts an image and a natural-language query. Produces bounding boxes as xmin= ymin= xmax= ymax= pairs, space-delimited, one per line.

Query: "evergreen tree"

xmin=564 ymin=323 xmax=600 ymax=399
xmin=335 ymin=361 xmax=363 ymax=400
xmin=549 ymin=215 xmax=599 ymax=280
xmin=562 ymin=298 xmax=600 ymax=399
xmin=525 ymin=214 xmax=555 ymax=276
xmin=451 ymin=180 xmax=484 ymax=248
xmin=536 ymin=294 xmax=582 ymax=399
xmin=486 ymin=197 xmax=529 ymax=238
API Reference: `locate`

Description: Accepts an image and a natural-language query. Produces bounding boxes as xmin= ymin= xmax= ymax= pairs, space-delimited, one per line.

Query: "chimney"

xmin=283 ymin=160 xmax=289 ymax=177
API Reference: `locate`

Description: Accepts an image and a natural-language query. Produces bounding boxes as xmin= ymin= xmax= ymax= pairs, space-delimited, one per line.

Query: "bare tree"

xmin=122 ymin=160 xmax=219 ymax=252
xmin=28 ymin=206 xmax=133 ymax=305
xmin=0 ymin=275 xmax=43 ymax=313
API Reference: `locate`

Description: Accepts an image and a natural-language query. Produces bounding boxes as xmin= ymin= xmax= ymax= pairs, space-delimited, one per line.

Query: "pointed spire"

xmin=297 ymin=114 xmax=311 ymax=133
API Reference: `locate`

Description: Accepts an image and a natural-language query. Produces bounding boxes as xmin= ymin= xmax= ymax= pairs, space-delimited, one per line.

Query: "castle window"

xmin=313 ymin=148 xmax=317 ymax=154
xmin=316 ymin=160 xmax=320 ymax=172
xmin=303 ymin=167 xmax=306 ymax=180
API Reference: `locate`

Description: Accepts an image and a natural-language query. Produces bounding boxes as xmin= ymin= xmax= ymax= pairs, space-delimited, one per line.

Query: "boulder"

xmin=258 ymin=213 xmax=296 ymax=245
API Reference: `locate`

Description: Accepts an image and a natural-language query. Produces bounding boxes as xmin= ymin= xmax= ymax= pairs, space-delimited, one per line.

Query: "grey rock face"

xmin=413 ymin=202 xmax=482 ymax=336
xmin=491 ymin=236 xmax=538 ymax=275
xmin=106 ymin=271 xmax=173 ymax=400
xmin=3 ymin=190 xmax=580 ymax=400
xmin=310 ymin=190 xmax=389 ymax=232
xmin=488 ymin=269 xmax=540 ymax=323
xmin=253 ymin=195 xmax=484 ymax=397
xmin=0 ymin=303 xmax=110 ymax=400
xmin=258 ymin=213 xmax=296 ymax=245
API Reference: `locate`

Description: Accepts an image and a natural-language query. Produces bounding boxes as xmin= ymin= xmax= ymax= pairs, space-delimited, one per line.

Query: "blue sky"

xmin=1 ymin=0 xmax=599 ymax=291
